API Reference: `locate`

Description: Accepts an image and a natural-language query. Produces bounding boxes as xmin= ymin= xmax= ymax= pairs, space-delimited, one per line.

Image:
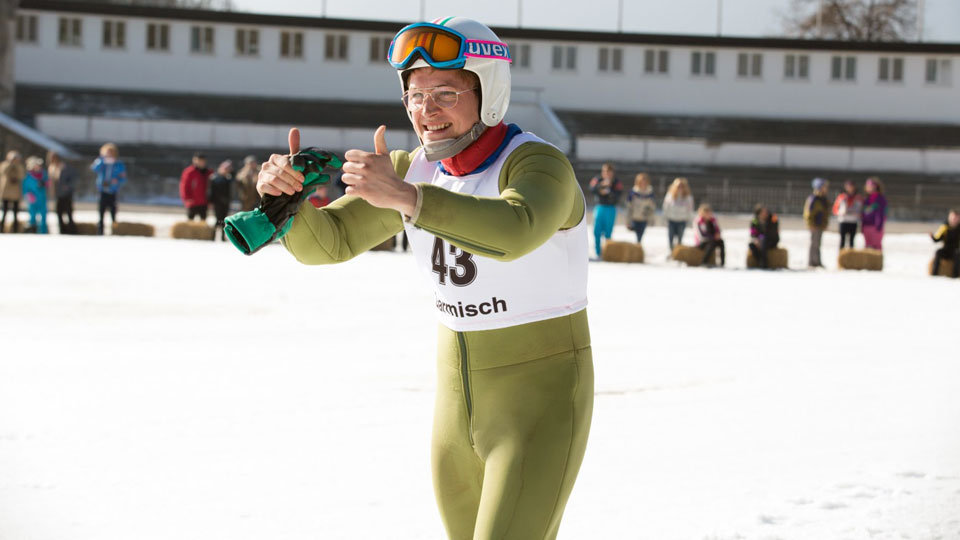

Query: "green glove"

xmin=225 ymin=148 xmax=342 ymax=255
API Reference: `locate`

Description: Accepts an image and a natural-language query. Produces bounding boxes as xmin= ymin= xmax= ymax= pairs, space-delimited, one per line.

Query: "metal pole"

xmin=917 ymin=0 xmax=925 ymax=41
xmin=817 ymin=0 xmax=824 ymax=38
xmin=617 ymin=0 xmax=624 ymax=33
xmin=716 ymin=0 xmax=722 ymax=36
xmin=517 ymin=0 xmax=522 ymax=28
xmin=419 ymin=0 xmax=425 ymax=21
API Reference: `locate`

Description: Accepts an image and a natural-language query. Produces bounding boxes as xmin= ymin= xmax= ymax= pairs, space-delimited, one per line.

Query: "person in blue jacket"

xmin=588 ymin=162 xmax=623 ymax=258
xmin=91 ymin=142 xmax=127 ymax=235
xmin=22 ymin=156 xmax=49 ymax=234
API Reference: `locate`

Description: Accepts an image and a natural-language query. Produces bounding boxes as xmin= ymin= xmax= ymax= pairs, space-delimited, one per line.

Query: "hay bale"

xmin=73 ymin=222 xmax=99 ymax=235
xmin=171 ymin=221 xmax=215 ymax=241
xmin=928 ymin=258 xmax=956 ymax=278
xmin=371 ymin=235 xmax=397 ymax=252
xmin=602 ymin=241 xmax=644 ymax=263
xmin=1 ymin=220 xmax=25 ymax=233
xmin=671 ymin=245 xmax=716 ymax=267
xmin=111 ymin=222 xmax=155 ymax=237
xmin=747 ymin=247 xmax=789 ymax=269
xmin=838 ymin=248 xmax=883 ymax=271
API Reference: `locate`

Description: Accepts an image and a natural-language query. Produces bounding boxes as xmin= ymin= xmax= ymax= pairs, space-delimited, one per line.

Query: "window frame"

xmin=146 ymin=22 xmax=170 ymax=52
xmin=831 ymin=55 xmax=857 ymax=82
xmin=644 ymin=48 xmax=669 ymax=75
xmin=737 ymin=52 xmax=763 ymax=79
xmin=551 ymin=45 xmax=577 ymax=72
xmin=598 ymin=46 xmax=623 ymax=73
xmin=190 ymin=25 xmax=215 ymax=55
xmin=235 ymin=28 xmax=260 ymax=57
xmin=324 ymin=33 xmax=349 ymax=61
xmin=58 ymin=17 xmax=83 ymax=48
xmin=15 ymin=14 xmax=39 ymax=44
xmin=784 ymin=53 xmax=810 ymax=80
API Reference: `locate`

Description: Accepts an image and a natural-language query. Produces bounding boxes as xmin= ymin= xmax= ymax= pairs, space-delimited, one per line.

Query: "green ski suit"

xmin=282 ymin=141 xmax=593 ymax=540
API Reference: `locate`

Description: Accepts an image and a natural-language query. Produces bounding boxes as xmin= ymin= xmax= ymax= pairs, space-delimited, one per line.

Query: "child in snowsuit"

xmin=695 ymin=203 xmax=724 ymax=267
xmin=22 ymin=156 xmax=49 ymax=234
xmin=931 ymin=209 xmax=960 ymax=278
xmin=625 ymin=173 xmax=656 ymax=243
xmin=663 ymin=177 xmax=694 ymax=251
xmin=804 ymin=177 xmax=830 ymax=268
xmin=861 ymin=177 xmax=888 ymax=251
xmin=833 ymin=180 xmax=862 ymax=249
xmin=589 ymin=162 xmax=623 ymax=257
xmin=749 ymin=204 xmax=780 ymax=269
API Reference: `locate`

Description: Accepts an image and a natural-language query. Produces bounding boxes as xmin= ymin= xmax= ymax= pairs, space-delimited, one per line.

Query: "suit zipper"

xmin=456 ymin=332 xmax=475 ymax=447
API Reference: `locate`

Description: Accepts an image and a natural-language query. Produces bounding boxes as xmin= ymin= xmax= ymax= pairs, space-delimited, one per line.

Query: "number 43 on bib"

xmin=431 ymin=237 xmax=477 ymax=286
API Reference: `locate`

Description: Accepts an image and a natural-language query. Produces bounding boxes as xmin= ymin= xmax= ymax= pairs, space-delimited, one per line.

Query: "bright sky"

xmin=230 ymin=0 xmax=960 ymax=41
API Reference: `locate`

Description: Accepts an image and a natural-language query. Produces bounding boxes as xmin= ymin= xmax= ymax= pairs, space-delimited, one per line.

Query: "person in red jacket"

xmin=180 ymin=151 xmax=212 ymax=220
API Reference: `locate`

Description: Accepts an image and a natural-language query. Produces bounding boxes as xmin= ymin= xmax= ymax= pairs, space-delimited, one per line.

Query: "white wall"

xmin=576 ymin=135 xmax=960 ymax=173
xmin=36 ymin=113 xmax=420 ymax=152
xmin=13 ymin=9 xmax=960 ymax=126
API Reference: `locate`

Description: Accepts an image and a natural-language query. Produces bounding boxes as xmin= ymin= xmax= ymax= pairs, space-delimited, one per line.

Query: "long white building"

xmin=8 ymin=0 xmax=960 ymax=177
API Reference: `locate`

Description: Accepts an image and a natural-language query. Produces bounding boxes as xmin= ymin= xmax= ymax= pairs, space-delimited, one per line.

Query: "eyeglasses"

xmin=401 ymin=87 xmax=477 ymax=111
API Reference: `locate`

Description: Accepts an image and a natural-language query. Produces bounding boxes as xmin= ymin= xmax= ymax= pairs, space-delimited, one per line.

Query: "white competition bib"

xmin=403 ymin=132 xmax=588 ymax=331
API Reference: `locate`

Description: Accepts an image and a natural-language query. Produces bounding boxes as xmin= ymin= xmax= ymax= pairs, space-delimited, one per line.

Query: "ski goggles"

xmin=387 ymin=22 xmax=511 ymax=70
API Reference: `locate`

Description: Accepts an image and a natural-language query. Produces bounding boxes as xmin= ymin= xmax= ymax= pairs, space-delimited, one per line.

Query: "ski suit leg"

xmin=432 ymin=310 xmax=594 ymax=540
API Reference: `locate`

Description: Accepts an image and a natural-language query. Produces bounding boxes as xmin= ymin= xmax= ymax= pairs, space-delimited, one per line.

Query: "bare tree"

xmin=783 ymin=0 xmax=918 ymax=41
xmin=54 ymin=0 xmax=234 ymax=9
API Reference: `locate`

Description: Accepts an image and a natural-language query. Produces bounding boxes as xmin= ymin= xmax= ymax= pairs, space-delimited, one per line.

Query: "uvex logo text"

xmin=465 ymin=40 xmax=511 ymax=61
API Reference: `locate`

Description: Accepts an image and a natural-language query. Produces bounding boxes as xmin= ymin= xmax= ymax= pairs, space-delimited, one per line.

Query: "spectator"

xmin=832 ymin=180 xmax=862 ymax=249
xmin=22 ymin=156 xmax=49 ymax=234
xmin=803 ymin=178 xmax=830 ymax=268
xmin=749 ymin=204 xmax=780 ymax=269
xmin=588 ymin=162 xmax=623 ymax=258
xmin=625 ymin=172 xmax=656 ymax=243
xmin=0 ymin=150 xmax=25 ymax=233
xmin=209 ymin=159 xmax=235 ymax=241
xmin=307 ymin=184 xmax=331 ymax=208
xmin=91 ymin=143 xmax=127 ymax=235
xmin=236 ymin=155 xmax=261 ymax=212
xmin=930 ymin=208 xmax=960 ymax=278
xmin=48 ymin=151 xmax=77 ymax=234
xmin=180 ymin=151 xmax=211 ymax=221
xmin=663 ymin=177 xmax=694 ymax=251
xmin=804 ymin=177 xmax=830 ymax=268
xmin=694 ymin=203 xmax=724 ymax=267
xmin=861 ymin=177 xmax=888 ymax=251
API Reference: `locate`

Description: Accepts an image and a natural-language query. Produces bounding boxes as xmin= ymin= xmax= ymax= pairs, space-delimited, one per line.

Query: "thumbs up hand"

xmin=341 ymin=125 xmax=417 ymax=217
xmin=257 ymin=127 xmax=305 ymax=197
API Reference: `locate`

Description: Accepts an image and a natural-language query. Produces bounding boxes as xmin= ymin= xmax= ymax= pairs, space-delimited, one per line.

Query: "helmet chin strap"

xmin=421 ymin=122 xmax=487 ymax=162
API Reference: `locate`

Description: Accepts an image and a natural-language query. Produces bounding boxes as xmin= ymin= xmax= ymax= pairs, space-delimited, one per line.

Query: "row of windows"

xmin=17 ymin=14 xmax=373 ymax=61
xmin=550 ymin=45 xmax=951 ymax=85
xmin=14 ymin=13 xmax=955 ymax=85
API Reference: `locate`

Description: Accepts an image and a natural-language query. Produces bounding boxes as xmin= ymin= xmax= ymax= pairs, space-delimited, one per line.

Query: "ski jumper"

xmin=281 ymin=132 xmax=593 ymax=540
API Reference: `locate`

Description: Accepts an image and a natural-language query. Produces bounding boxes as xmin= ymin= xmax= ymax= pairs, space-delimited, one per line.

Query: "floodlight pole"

xmin=420 ymin=0 xmax=425 ymax=22
xmin=917 ymin=0 xmax=925 ymax=41
xmin=716 ymin=0 xmax=723 ymax=36
xmin=517 ymin=0 xmax=523 ymax=28
xmin=617 ymin=0 xmax=623 ymax=32
xmin=817 ymin=0 xmax=824 ymax=38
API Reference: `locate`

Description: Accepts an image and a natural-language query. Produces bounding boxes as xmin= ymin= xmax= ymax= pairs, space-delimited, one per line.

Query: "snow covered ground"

xmin=2 ymin=210 xmax=959 ymax=540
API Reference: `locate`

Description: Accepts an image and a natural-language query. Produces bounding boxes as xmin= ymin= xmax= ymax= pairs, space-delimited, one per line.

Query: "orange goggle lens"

xmin=389 ymin=26 xmax=464 ymax=67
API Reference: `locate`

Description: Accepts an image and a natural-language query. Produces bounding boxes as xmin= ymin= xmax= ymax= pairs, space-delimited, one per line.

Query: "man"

xmin=236 ymin=155 xmax=261 ymax=212
xmin=0 ymin=150 xmax=24 ymax=233
xmin=258 ymin=17 xmax=592 ymax=540
xmin=931 ymin=209 xmax=960 ymax=278
xmin=180 ymin=151 xmax=211 ymax=220
xmin=749 ymin=204 xmax=780 ymax=269
xmin=804 ymin=177 xmax=830 ymax=268
xmin=588 ymin=162 xmax=623 ymax=258
xmin=91 ymin=143 xmax=126 ymax=235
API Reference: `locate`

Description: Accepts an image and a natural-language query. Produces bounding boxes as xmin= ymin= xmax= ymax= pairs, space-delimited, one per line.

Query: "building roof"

xmin=20 ymin=0 xmax=960 ymax=54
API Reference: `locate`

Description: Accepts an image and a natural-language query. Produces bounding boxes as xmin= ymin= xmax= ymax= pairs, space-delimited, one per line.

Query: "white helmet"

xmin=389 ymin=17 xmax=512 ymax=127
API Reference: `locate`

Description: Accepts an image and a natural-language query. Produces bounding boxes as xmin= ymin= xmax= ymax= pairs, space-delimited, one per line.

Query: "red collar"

xmin=439 ymin=122 xmax=507 ymax=176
